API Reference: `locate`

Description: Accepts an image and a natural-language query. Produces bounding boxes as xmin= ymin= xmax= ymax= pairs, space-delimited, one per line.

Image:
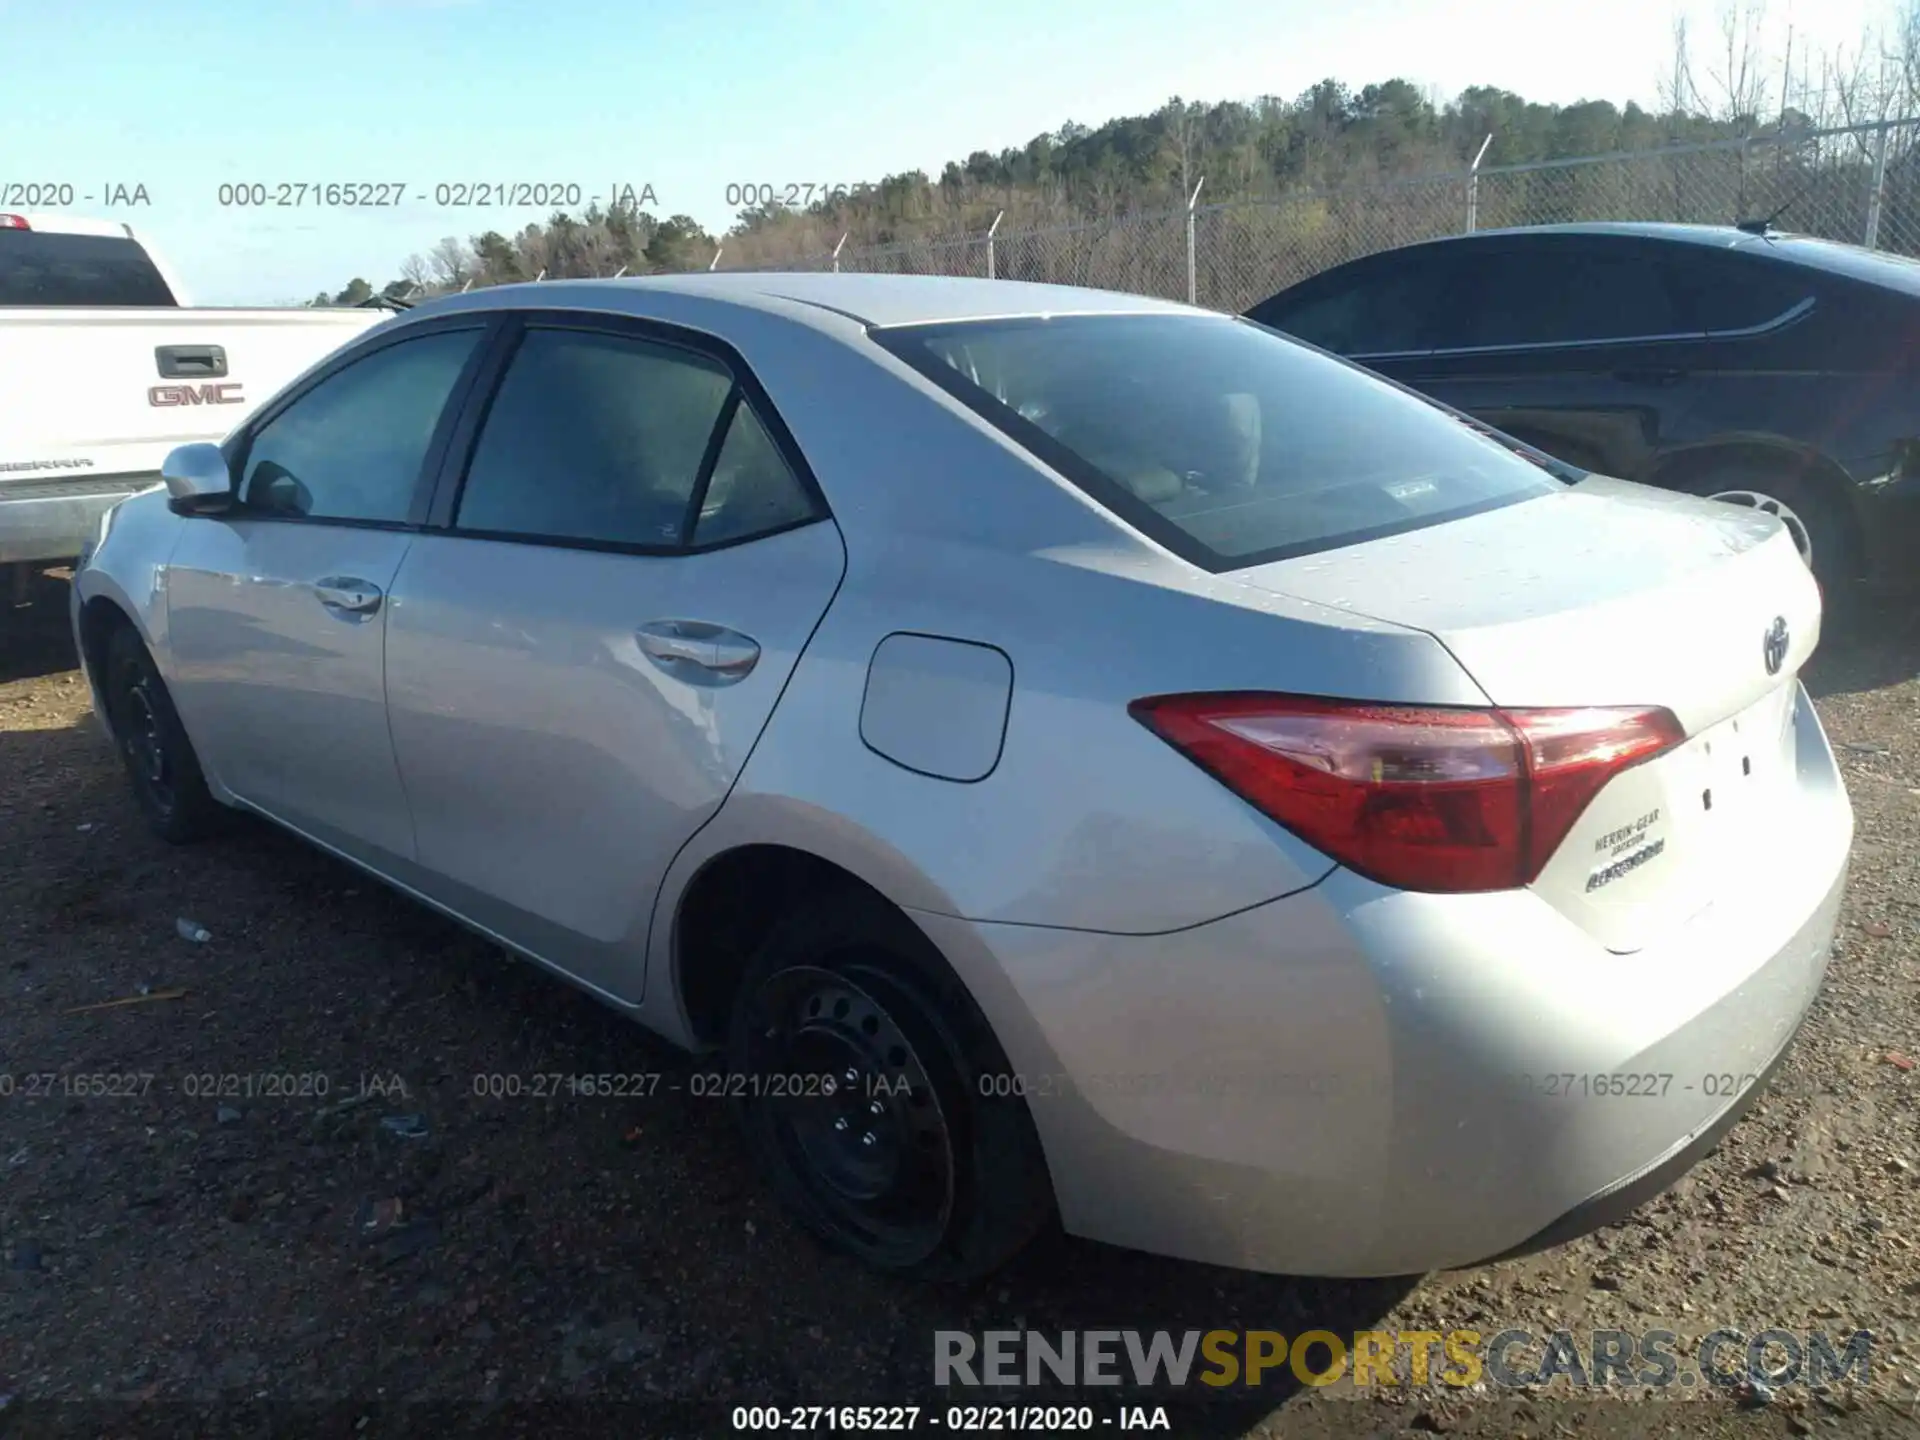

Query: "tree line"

xmin=315 ymin=4 xmax=1920 ymax=303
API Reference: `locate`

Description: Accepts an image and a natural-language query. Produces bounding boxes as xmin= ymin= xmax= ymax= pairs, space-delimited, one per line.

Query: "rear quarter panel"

xmin=644 ymin=314 xmax=1495 ymax=951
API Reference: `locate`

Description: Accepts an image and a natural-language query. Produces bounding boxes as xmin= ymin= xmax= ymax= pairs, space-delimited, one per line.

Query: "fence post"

xmin=987 ymin=210 xmax=1005 ymax=280
xmin=1185 ymin=177 xmax=1205 ymax=304
xmin=832 ymin=232 xmax=848 ymax=273
xmin=1864 ymin=123 xmax=1892 ymax=249
xmin=1465 ymin=133 xmax=1493 ymax=232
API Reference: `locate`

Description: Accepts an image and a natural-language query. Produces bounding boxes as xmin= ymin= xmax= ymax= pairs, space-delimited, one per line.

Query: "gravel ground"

xmin=1 ymin=567 xmax=1916 ymax=1439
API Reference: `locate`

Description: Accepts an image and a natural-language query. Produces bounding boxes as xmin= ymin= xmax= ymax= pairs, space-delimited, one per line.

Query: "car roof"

xmin=1445 ymin=221 xmax=1774 ymax=249
xmin=1353 ymin=221 xmax=1920 ymax=294
xmin=406 ymin=271 xmax=1204 ymax=330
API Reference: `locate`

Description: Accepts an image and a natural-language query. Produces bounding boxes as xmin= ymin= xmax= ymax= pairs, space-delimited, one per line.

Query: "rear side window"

xmin=693 ymin=402 xmax=818 ymax=546
xmin=873 ymin=313 xmax=1559 ymax=569
xmin=0 ymin=230 xmax=175 ymax=306
xmin=1451 ymin=249 xmax=1685 ymax=348
xmin=1674 ymin=256 xmax=1812 ymax=332
xmin=454 ymin=326 xmax=819 ymax=550
xmin=1252 ymin=253 xmax=1459 ymax=355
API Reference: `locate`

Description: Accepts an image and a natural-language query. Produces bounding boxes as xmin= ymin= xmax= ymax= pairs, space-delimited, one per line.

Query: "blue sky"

xmin=0 ymin=0 xmax=1887 ymax=303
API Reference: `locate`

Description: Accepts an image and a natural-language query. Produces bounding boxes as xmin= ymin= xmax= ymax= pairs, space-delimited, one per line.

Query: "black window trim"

xmin=421 ymin=307 xmax=832 ymax=559
xmin=219 ymin=313 xmax=504 ymax=533
xmin=868 ymin=311 xmax=1557 ymax=575
xmin=1337 ymin=240 xmax=1821 ymax=363
xmin=1358 ymin=290 xmax=1816 ymax=362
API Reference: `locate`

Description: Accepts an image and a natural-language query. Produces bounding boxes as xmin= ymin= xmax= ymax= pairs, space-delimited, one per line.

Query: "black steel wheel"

xmin=101 ymin=624 xmax=226 ymax=843
xmin=726 ymin=891 xmax=1054 ymax=1281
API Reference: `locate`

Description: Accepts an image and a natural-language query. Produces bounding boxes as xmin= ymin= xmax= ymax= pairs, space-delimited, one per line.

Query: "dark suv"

xmin=1246 ymin=222 xmax=1920 ymax=593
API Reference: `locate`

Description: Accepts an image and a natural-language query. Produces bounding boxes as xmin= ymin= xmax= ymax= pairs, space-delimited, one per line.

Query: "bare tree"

xmin=1660 ymin=17 xmax=1702 ymax=123
xmin=397 ymin=252 xmax=431 ymax=294
xmin=1708 ymin=0 xmax=1772 ymax=130
xmin=426 ymin=236 xmax=473 ymax=290
xmin=1898 ymin=0 xmax=1920 ymax=114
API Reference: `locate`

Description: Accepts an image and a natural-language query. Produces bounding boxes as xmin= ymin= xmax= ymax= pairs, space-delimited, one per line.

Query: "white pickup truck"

xmin=0 ymin=212 xmax=394 ymax=591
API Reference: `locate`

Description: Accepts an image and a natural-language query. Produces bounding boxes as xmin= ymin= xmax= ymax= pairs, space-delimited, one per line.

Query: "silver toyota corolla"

xmin=70 ymin=274 xmax=1852 ymax=1281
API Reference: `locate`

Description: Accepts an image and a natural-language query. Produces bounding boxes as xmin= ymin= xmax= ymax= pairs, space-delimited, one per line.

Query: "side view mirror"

xmin=161 ymin=443 xmax=234 ymax=514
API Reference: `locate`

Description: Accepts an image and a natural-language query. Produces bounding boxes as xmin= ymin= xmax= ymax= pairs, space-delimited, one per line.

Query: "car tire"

xmin=1673 ymin=462 xmax=1856 ymax=600
xmin=101 ymin=624 xmax=227 ymax=844
xmin=725 ymin=890 xmax=1055 ymax=1282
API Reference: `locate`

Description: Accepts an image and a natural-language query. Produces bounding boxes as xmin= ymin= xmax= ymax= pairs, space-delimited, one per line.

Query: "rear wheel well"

xmin=675 ymin=845 xmax=897 ymax=1047
xmin=1649 ymin=441 xmax=1863 ymax=577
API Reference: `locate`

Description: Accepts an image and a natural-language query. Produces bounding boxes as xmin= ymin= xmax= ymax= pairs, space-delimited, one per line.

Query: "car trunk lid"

xmin=1227 ymin=476 xmax=1822 ymax=950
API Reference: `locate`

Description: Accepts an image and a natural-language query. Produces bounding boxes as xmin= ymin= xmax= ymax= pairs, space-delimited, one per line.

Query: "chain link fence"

xmin=712 ymin=118 xmax=1920 ymax=308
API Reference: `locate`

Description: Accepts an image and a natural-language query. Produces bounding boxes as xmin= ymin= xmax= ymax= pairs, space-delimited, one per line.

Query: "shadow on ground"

xmin=0 ymin=704 xmax=1413 ymax=1430
xmin=1805 ymin=585 xmax=1920 ymax=698
xmin=0 ymin=566 xmax=80 ymax=684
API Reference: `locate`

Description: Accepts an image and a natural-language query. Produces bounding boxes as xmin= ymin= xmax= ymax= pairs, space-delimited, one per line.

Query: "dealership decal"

xmin=1586 ymin=837 xmax=1666 ymax=891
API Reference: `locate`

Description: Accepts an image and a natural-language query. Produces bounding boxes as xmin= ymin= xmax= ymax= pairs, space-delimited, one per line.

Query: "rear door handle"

xmin=637 ymin=620 xmax=760 ymax=683
xmin=155 ymin=344 xmax=228 ymax=378
xmin=313 ymin=576 xmax=384 ymax=615
xmin=1613 ymin=367 xmax=1685 ymax=386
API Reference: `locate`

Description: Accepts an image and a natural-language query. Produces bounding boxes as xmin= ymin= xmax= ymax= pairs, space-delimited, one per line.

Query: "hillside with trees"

xmin=318 ymin=4 xmax=1920 ymax=301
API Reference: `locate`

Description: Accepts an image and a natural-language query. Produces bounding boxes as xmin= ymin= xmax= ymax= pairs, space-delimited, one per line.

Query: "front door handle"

xmin=1613 ymin=367 xmax=1686 ymax=386
xmin=637 ymin=619 xmax=760 ymax=683
xmin=313 ymin=576 xmax=384 ymax=615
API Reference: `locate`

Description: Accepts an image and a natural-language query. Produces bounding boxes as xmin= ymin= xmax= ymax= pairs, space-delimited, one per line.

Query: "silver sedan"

xmin=70 ymin=274 xmax=1851 ymax=1280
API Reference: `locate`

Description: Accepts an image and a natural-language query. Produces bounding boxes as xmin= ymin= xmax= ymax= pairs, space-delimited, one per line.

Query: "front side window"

xmin=240 ymin=329 xmax=481 ymax=523
xmin=874 ymin=313 xmax=1559 ymax=569
xmin=454 ymin=328 xmax=736 ymax=548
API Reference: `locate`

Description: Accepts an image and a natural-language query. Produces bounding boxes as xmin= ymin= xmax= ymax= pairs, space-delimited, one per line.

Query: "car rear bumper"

xmin=0 ymin=476 xmax=156 ymax=564
xmin=915 ymin=684 xmax=1851 ymax=1276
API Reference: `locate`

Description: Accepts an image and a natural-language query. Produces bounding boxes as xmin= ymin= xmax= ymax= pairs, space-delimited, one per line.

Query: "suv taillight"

xmin=1130 ymin=693 xmax=1685 ymax=893
xmin=0 ymin=214 xmax=30 ymax=230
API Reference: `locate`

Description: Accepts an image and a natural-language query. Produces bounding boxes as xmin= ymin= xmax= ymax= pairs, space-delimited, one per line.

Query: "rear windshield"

xmin=871 ymin=312 xmax=1559 ymax=570
xmin=0 ymin=230 xmax=175 ymax=306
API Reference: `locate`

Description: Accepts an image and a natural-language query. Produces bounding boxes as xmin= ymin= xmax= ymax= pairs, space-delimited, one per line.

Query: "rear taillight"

xmin=1130 ymin=693 xmax=1685 ymax=894
xmin=0 ymin=214 xmax=29 ymax=230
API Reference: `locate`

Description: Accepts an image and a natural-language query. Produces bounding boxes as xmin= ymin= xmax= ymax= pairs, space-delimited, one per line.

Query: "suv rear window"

xmin=0 ymin=230 xmax=175 ymax=306
xmin=873 ymin=313 xmax=1559 ymax=570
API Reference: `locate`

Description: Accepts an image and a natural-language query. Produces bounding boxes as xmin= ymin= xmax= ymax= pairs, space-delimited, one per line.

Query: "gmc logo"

xmin=149 ymin=382 xmax=243 ymax=407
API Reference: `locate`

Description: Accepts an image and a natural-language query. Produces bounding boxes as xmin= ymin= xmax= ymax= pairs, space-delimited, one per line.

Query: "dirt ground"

xmin=1 ymin=566 xmax=1917 ymax=1439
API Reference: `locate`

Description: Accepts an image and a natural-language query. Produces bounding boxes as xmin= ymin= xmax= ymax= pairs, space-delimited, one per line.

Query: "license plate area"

xmin=1683 ymin=684 xmax=1796 ymax=848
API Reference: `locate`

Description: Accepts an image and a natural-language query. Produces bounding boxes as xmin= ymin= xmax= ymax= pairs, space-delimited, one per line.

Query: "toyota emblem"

xmin=1763 ymin=616 xmax=1789 ymax=676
